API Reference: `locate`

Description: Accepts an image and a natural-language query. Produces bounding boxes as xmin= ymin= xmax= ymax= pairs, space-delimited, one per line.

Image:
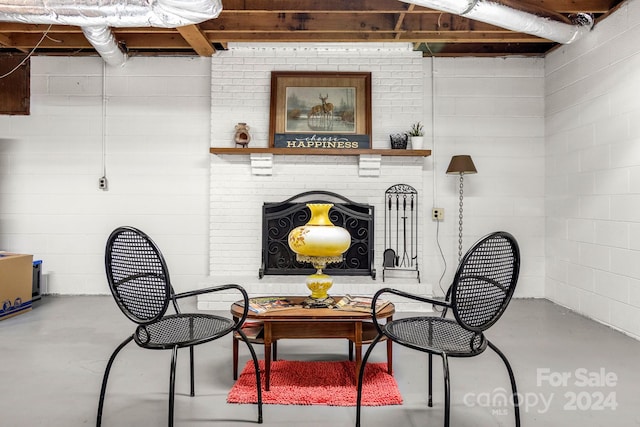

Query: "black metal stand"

xmin=382 ymin=184 xmax=420 ymax=282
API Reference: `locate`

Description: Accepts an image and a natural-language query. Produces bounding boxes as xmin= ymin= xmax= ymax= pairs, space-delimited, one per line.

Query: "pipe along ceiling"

xmin=0 ymin=0 xmax=223 ymax=66
xmin=401 ymin=0 xmax=593 ymax=44
xmin=0 ymin=0 xmax=593 ymax=66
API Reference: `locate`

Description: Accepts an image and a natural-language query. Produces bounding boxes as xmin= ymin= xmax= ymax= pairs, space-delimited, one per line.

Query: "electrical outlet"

xmin=432 ymin=208 xmax=444 ymax=221
xmin=98 ymin=176 xmax=108 ymax=191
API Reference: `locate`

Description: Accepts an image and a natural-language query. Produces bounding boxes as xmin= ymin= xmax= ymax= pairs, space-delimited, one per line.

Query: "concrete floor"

xmin=1 ymin=296 xmax=639 ymax=427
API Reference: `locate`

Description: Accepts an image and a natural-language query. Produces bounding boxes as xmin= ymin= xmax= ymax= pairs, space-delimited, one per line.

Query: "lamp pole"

xmin=457 ymin=173 xmax=465 ymax=262
xmin=446 ymin=155 xmax=477 ymax=263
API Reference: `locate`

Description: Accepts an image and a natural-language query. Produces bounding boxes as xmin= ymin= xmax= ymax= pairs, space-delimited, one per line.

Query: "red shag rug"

xmin=227 ymin=360 xmax=402 ymax=406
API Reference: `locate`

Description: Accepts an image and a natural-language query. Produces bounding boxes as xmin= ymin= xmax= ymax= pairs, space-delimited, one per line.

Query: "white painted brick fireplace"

xmin=198 ymin=44 xmax=434 ymax=311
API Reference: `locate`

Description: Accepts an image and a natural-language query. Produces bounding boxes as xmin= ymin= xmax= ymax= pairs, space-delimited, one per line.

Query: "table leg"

xmin=386 ymin=315 xmax=393 ymax=374
xmin=354 ymin=322 xmax=362 ymax=383
xmin=264 ymin=323 xmax=271 ymax=391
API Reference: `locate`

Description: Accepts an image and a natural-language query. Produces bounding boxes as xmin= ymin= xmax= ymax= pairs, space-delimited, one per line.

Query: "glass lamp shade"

xmin=288 ymin=203 xmax=351 ymax=258
xmin=287 ymin=203 xmax=351 ymax=306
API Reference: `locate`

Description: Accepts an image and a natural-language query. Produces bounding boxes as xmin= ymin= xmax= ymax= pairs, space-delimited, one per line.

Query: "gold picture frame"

xmin=269 ymin=71 xmax=372 ymax=149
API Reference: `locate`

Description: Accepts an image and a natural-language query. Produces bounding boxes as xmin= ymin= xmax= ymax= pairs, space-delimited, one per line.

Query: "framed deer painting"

xmin=268 ymin=71 xmax=372 ymax=149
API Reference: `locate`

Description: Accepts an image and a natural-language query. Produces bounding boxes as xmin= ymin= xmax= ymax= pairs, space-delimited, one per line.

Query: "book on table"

xmin=247 ymin=297 xmax=298 ymax=313
xmin=333 ymin=294 xmax=391 ymax=313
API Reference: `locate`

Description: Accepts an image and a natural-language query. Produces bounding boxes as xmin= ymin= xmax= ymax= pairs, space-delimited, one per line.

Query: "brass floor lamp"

xmin=446 ymin=155 xmax=477 ymax=262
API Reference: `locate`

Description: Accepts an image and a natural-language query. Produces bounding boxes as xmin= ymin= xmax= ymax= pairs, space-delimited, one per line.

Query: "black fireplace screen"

xmin=259 ymin=191 xmax=375 ymax=278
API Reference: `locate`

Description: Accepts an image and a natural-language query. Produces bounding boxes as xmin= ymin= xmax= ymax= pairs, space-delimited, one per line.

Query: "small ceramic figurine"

xmin=234 ymin=122 xmax=251 ymax=147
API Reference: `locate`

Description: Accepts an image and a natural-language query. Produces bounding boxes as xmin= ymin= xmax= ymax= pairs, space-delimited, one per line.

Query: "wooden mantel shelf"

xmin=209 ymin=147 xmax=431 ymax=157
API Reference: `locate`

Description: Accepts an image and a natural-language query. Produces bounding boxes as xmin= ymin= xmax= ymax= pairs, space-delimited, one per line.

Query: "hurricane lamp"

xmin=288 ymin=203 xmax=351 ymax=308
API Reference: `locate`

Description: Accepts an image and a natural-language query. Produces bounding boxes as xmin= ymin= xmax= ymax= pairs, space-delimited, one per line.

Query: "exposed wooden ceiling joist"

xmin=176 ymin=24 xmax=216 ymax=56
xmin=0 ymin=0 xmax=626 ymax=59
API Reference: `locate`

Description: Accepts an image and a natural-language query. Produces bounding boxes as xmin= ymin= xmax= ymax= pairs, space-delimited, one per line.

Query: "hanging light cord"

xmin=0 ymin=25 xmax=52 ymax=80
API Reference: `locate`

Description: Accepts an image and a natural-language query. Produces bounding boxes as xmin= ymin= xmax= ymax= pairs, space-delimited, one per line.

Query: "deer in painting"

xmin=320 ymin=93 xmax=333 ymax=116
xmin=309 ymin=93 xmax=334 ymax=118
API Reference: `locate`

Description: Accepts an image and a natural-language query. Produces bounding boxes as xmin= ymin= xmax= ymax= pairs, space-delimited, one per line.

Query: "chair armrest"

xmin=370 ymin=287 xmax=452 ymax=335
xmin=373 ymin=287 xmax=451 ymax=309
xmin=173 ymin=283 xmax=247 ymax=300
xmin=173 ymin=283 xmax=251 ymax=328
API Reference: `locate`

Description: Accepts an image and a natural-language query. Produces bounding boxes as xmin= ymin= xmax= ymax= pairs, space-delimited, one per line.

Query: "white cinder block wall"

xmin=0 ymin=45 xmax=545 ymax=312
xmin=202 ymin=43 xmax=545 ymax=310
xmin=545 ymin=0 xmax=640 ymax=339
xmin=0 ymin=57 xmax=212 ymax=294
xmin=433 ymin=57 xmax=546 ymax=299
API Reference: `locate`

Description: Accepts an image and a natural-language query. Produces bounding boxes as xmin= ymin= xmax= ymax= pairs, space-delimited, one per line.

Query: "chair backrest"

xmin=105 ymin=226 xmax=172 ymax=325
xmin=451 ymin=231 xmax=520 ymax=333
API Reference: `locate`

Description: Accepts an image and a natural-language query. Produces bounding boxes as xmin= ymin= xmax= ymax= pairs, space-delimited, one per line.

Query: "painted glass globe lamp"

xmin=288 ymin=203 xmax=351 ymax=308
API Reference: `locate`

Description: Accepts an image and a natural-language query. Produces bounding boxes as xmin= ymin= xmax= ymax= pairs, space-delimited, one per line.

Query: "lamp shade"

xmin=288 ymin=204 xmax=351 ymax=258
xmin=446 ymin=155 xmax=477 ymax=175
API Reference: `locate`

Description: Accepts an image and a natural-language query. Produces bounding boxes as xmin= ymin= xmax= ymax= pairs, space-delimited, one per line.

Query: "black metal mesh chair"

xmin=356 ymin=231 xmax=520 ymax=427
xmin=97 ymin=226 xmax=263 ymax=426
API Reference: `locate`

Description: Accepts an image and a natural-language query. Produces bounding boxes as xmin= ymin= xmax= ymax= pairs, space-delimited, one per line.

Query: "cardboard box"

xmin=0 ymin=253 xmax=33 ymax=320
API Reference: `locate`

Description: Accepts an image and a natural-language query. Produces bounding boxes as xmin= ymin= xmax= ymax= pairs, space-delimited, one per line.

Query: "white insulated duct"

xmin=81 ymin=26 xmax=127 ymax=67
xmin=401 ymin=0 xmax=593 ymax=44
xmin=0 ymin=0 xmax=223 ymax=66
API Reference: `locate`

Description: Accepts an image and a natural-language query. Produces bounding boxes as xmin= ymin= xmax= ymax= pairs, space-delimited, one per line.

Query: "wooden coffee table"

xmin=231 ymin=296 xmax=395 ymax=391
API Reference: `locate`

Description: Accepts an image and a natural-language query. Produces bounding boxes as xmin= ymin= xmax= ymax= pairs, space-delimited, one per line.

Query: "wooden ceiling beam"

xmin=220 ymin=0 xmax=411 ymax=13
xmin=0 ymin=0 xmax=625 ymax=58
xmin=394 ymin=4 xmax=415 ymax=40
xmin=203 ymin=31 xmax=541 ymax=43
xmin=9 ymin=33 xmax=92 ymax=49
xmin=201 ymin=13 xmax=398 ymax=32
xmin=176 ymin=25 xmax=215 ymax=56
xmin=219 ymin=0 xmax=617 ymax=14
xmin=519 ymin=0 xmax=620 ymax=13
xmin=0 ymin=33 xmax=14 ymax=47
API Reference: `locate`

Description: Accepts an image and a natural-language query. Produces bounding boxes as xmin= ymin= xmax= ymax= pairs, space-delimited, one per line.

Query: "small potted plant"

xmin=407 ymin=122 xmax=425 ymax=150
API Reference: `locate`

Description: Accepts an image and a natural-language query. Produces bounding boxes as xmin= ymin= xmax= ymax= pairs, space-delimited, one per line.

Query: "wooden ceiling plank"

xmin=218 ymin=0 xmax=617 ymax=14
xmin=201 ymin=12 xmax=398 ymax=32
xmin=0 ymin=0 xmax=625 ymax=58
xmin=0 ymin=33 xmax=13 ymax=47
xmin=221 ymin=0 xmax=409 ymax=13
xmin=202 ymin=30 xmax=540 ymax=43
xmin=176 ymin=25 xmax=215 ymax=56
xmin=521 ymin=0 xmax=620 ymax=14
xmin=10 ymin=33 xmax=92 ymax=49
xmin=394 ymin=3 xmax=415 ymax=39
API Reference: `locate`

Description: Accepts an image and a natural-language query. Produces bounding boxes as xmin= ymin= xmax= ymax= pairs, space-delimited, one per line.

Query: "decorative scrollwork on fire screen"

xmin=259 ymin=190 xmax=375 ymax=279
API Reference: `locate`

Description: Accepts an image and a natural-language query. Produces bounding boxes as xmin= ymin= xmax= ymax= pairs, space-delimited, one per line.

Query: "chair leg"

xmin=488 ymin=341 xmax=521 ymax=427
xmin=237 ymin=329 xmax=263 ymax=424
xmin=442 ymin=354 xmax=450 ymax=427
xmin=168 ymin=346 xmax=178 ymax=427
xmin=189 ymin=346 xmax=195 ymax=397
xmin=96 ymin=335 xmax=133 ymax=427
xmin=355 ymin=334 xmax=382 ymax=427
xmin=233 ymin=334 xmax=239 ymax=380
xmin=428 ymin=353 xmax=434 ymax=407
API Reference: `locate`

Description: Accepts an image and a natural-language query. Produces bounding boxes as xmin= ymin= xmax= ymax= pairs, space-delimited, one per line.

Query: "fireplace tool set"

xmin=383 ymin=184 xmax=420 ymax=282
